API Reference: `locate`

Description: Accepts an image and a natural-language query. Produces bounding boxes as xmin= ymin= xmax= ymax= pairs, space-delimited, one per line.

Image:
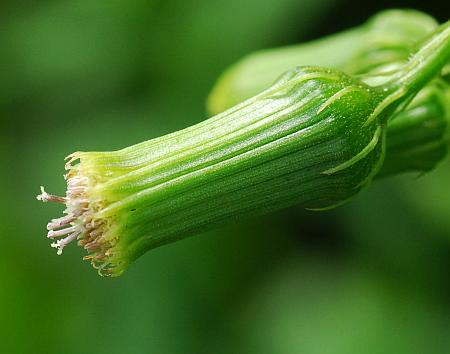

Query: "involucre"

xmin=38 ymin=20 xmax=450 ymax=276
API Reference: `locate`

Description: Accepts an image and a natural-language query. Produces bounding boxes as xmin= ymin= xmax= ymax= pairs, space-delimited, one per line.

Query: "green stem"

xmin=386 ymin=21 xmax=450 ymax=93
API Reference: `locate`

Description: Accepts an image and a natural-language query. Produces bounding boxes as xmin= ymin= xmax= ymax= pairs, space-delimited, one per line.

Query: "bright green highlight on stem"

xmin=208 ymin=9 xmax=450 ymax=177
xmin=38 ymin=19 xmax=450 ymax=277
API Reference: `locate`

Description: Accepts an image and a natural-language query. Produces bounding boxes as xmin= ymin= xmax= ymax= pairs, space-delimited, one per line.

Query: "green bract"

xmin=38 ymin=20 xmax=450 ymax=277
xmin=378 ymin=81 xmax=450 ymax=177
xmin=208 ymin=9 xmax=450 ymax=177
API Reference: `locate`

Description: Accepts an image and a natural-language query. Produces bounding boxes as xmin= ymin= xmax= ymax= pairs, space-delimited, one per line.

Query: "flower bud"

xmin=38 ymin=21 xmax=450 ymax=276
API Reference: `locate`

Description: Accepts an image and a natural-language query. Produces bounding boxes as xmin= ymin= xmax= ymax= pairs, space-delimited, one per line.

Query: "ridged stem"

xmin=386 ymin=21 xmax=450 ymax=93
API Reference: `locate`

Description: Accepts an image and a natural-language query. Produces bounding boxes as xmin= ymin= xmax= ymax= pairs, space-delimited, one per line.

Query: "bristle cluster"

xmin=37 ymin=185 xmax=81 ymax=255
xmin=37 ymin=158 xmax=117 ymax=276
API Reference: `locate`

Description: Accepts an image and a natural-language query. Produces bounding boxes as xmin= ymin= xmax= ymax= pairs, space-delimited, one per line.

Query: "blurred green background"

xmin=1 ymin=1 xmax=450 ymax=353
